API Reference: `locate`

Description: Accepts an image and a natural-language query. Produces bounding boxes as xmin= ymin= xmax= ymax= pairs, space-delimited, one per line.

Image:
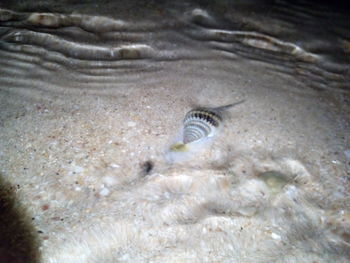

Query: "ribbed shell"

xmin=183 ymin=109 xmax=222 ymax=144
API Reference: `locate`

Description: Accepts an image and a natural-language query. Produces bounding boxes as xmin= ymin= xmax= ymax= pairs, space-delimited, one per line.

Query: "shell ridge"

xmin=169 ymin=100 xmax=244 ymax=151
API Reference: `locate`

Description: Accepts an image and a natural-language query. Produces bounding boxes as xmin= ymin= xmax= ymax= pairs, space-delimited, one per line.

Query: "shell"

xmin=182 ymin=100 xmax=245 ymax=144
xmin=183 ymin=109 xmax=222 ymax=144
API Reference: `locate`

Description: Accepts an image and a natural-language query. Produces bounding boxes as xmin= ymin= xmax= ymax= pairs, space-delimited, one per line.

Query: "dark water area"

xmin=0 ymin=0 xmax=349 ymax=94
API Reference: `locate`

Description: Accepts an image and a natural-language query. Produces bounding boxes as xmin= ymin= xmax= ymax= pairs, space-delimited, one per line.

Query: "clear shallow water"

xmin=0 ymin=0 xmax=349 ymax=94
xmin=0 ymin=1 xmax=349 ymax=263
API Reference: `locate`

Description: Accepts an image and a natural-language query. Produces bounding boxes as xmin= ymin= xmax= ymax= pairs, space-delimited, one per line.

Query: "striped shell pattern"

xmin=183 ymin=108 xmax=222 ymax=144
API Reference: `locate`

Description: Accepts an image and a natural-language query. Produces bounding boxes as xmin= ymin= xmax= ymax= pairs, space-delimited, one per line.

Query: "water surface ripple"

xmin=0 ymin=1 xmax=349 ymax=94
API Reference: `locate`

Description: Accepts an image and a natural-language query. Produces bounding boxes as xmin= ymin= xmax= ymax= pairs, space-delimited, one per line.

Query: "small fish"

xmin=182 ymin=100 xmax=244 ymax=144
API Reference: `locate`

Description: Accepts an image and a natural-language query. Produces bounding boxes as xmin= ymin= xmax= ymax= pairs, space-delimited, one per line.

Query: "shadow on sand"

xmin=0 ymin=175 xmax=40 ymax=263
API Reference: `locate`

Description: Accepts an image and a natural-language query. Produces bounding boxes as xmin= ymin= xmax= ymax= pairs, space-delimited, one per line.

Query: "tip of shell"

xmin=169 ymin=143 xmax=189 ymax=152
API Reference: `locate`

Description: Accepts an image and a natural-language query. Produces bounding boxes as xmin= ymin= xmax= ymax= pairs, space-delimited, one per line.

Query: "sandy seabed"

xmin=1 ymin=58 xmax=349 ymax=263
xmin=0 ymin=3 xmax=350 ymax=263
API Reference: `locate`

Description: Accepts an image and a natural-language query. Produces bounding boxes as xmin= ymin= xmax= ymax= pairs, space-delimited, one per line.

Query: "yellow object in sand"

xmin=169 ymin=143 xmax=188 ymax=152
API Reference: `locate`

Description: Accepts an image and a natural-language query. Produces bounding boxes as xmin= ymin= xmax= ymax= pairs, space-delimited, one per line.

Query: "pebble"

xmin=127 ymin=121 xmax=136 ymax=127
xmin=110 ymin=163 xmax=120 ymax=168
xmin=99 ymin=187 xmax=110 ymax=196
xmin=271 ymin=232 xmax=282 ymax=240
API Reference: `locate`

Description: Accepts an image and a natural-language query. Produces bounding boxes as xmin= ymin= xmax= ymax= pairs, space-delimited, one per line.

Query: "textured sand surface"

xmin=0 ymin=1 xmax=350 ymax=262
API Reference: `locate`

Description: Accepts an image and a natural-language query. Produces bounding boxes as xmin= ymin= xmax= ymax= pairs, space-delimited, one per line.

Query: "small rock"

xmin=110 ymin=163 xmax=120 ymax=168
xmin=127 ymin=121 xmax=136 ymax=127
xmin=99 ymin=187 xmax=110 ymax=196
xmin=271 ymin=232 xmax=282 ymax=240
xmin=41 ymin=204 xmax=49 ymax=211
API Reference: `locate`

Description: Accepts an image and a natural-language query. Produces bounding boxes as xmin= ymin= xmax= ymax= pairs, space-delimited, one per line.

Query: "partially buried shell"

xmin=182 ymin=100 xmax=244 ymax=144
xmin=183 ymin=109 xmax=221 ymax=144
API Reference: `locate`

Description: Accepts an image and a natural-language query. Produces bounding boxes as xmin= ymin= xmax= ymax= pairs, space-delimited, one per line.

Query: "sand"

xmin=0 ymin=1 xmax=349 ymax=262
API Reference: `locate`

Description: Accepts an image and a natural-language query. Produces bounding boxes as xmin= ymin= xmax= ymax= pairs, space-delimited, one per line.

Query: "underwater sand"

xmin=0 ymin=1 xmax=349 ymax=262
